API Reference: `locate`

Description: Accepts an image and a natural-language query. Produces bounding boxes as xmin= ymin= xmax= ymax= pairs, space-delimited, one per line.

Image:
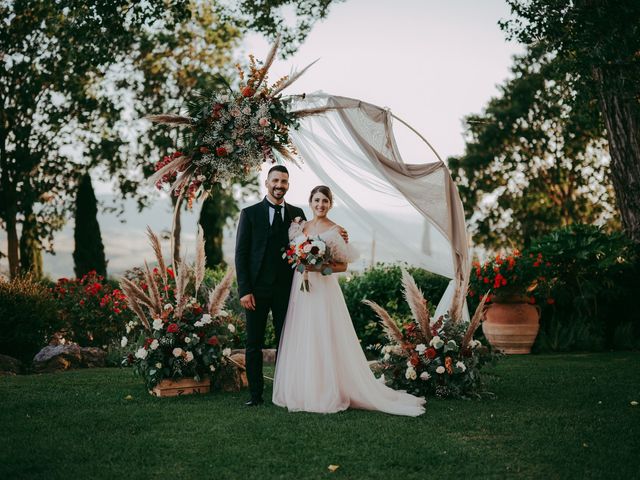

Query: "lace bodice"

xmin=288 ymin=221 xmax=359 ymax=264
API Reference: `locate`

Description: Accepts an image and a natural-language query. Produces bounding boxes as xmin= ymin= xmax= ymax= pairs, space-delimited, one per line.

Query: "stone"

xmin=0 ymin=354 xmax=23 ymax=375
xmin=79 ymin=347 xmax=106 ymax=368
xmin=230 ymin=348 xmax=276 ymax=364
xmin=33 ymin=344 xmax=82 ymax=372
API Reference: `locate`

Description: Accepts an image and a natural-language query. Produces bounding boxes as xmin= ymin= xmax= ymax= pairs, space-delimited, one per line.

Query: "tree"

xmin=449 ymin=47 xmax=616 ymax=249
xmin=502 ymin=0 xmax=640 ymax=242
xmin=0 ymin=0 xmax=190 ymax=279
xmin=73 ymin=174 xmax=107 ymax=277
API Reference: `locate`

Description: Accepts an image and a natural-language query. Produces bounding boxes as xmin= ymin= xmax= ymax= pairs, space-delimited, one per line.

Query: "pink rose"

xmin=258 ymin=117 xmax=269 ymax=127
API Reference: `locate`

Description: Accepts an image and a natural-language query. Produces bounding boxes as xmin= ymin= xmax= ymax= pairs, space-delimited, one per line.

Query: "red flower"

xmin=547 ymin=298 xmax=555 ymax=305
xmin=167 ymin=268 xmax=175 ymax=279
xmin=167 ymin=323 xmax=179 ymax=333
xmin=410 ymin=354 xmax=420 ymax=366
xmin=425 ymin=347 xmax=437 ymax=359
xmin=241 ymin=86 xmax=254 ymax=97
xmin=528 ymin=297 xmax=536 ymax=304
xmin=79 ymin=299 xmax=85 ymax=306
xmin=199 ymin=146 xmax=210 ymax=154
xmin=207 ymin=336 xmax=219 ymax=346
xmin=215 ymin=147 xmax=228 ymax=156
xmin=310 ymin=246 xmax=320 ymax=255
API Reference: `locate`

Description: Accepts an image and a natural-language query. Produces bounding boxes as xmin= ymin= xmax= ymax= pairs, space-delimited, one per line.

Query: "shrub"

xmin=0 ymin=276 xmax=62 ymax=363
xmin=339 ymin=264 xmax=450 ymax=349
xmin=531 ymin=225 xmax=640 ymax=351
xmin=50 ymin=271 xmax=133 ymax=347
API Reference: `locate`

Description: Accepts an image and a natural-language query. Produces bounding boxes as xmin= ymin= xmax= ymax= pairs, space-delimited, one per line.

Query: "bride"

xmin=272 ymin=185 xmax=426 ymax=416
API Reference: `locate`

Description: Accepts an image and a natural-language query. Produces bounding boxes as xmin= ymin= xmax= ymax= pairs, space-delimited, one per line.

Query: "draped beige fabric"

xmin=289 ymin=93 xmax=470 ymax=320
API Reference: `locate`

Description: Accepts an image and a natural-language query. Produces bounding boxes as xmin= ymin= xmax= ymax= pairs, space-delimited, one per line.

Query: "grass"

xmin=1 ymin=353 xmax=639 ymax=479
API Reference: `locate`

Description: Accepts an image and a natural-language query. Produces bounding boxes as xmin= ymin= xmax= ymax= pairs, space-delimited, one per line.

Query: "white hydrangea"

xmin=456 ymin=361 xmax=467 ymax=372
xmin=150 ymin=339 xmax=159 ymax=350
xmin=193 ymin=321 xmax=203 ymax=327
xmin=420 ymin=371 xmax=431 ymax=381
xmin=383 ymin=353 xmax=391 ymax=361
xmin=120 ymin=337 xmax=128 ymax=348
xmin=155 ymin=362 xmax=162 ymax=369
xmin=172 ymin=348 xmax=183 ymax=357
xmin=152 ymin=319 xmax=163 ymax=331
xmin=222 ymin=348 xmax=231 ymax=357
xmin=415 ymin=343 xmax=427 ymax=354
xmin=228 ymin=324 xmax=236 ymax=333
xmin=201 ymin=314 xmax=212 ymax=324
xmin=436 ymin=366 xmax=445 ymax=374
xmin=135 ymin=348 xmax=148 ymax=359
xmin=218 ymin=310 xmax=229 ymax=318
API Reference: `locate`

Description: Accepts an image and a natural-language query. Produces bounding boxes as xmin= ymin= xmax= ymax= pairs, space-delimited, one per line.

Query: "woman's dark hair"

xmin=308 ymin=185 xmax=333 ymax=205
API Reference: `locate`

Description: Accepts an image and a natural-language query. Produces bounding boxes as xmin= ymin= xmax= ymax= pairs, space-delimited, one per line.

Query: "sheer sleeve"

xmin=288 ymin=220 xmax=305 ymax=241
xmin=325 ymin=228 xmax=359 ymax=263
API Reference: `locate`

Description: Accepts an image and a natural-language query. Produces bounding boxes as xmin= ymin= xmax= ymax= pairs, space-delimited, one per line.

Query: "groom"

xmin=235 ymin=165 xmax=306 ymax=406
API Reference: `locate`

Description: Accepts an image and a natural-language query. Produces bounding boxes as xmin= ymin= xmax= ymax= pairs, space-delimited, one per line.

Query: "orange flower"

xmin=445 ymin=356 xmax=453 ymax=375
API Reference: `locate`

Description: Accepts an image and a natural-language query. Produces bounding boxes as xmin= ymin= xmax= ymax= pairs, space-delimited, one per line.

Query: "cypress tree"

xmin=73 ymin=174 xmax=107 ymax=277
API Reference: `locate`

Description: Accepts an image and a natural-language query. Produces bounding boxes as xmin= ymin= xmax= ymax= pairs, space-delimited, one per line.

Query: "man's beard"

xmin=271 ymin=188 xmax=286 ymax=198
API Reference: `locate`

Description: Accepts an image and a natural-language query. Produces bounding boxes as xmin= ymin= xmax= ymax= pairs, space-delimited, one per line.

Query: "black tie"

xmin=271 ymin=204 xmax=283 ymax=231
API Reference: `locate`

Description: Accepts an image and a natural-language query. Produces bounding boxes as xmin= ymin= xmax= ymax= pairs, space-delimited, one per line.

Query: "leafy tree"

xmin=0 ymin=0 xmax=190 ymax=279
xmin=501 ymin=0 xmax=640 ymax=243
xmin=73 ymin=174 xmax=107 ymax=277
xmin=449 ymin=47 xmax=616 ymax=248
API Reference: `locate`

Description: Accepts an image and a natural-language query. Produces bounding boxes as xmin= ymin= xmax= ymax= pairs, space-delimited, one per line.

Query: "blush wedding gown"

xmin=272 ymin=222 xmax=426 ymax=416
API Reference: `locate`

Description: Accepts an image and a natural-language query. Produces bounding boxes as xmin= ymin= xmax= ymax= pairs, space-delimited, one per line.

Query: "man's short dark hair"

xmin=267 ymin=165 xmax=289 ymax=177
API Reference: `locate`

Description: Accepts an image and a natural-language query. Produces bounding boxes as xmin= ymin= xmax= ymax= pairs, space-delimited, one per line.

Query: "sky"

xmin=1 ymin=0 xmax=523 ymax=279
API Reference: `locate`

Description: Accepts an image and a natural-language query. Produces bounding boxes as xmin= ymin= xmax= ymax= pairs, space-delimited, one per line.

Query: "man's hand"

xmin=339 ymin=227 xmax=349 ymax=244
xmin=240 ymin=293 xmax=256 ymax=311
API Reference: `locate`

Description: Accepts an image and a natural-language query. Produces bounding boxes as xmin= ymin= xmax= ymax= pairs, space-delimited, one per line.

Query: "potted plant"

xmin=469 ymin=250 xmax=554 ymax=354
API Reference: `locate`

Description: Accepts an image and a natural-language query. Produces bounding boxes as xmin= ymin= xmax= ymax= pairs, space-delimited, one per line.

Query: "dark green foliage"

xmin=531 ymin=225 xmax=640 ymax=351
xmin=1 ymin=354 xmax=639 ymax=478
xmin=73 ymin=174 xmax=107 ymax=277
xmin=339 ymin=264 xmax=450 ymax=349
xmin=449 ymin=46 xmax=615 ymax=249
xmin=0 ymin=277 xmax=61 ymax=364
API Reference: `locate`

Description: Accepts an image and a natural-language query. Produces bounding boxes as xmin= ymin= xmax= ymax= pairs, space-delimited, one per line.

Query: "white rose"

xmin=420 ymin=372 xmax=431 ymax=381
xmin=185 ymin=351 xmax=194 ymax=362
xmin=436 ymin=366 xmax=445 ymax=374
xmin=415 ymin=343 xmax=427 ymax=354
xmin=383 ymin=353 xmax=391 ymax=361
xmin=120 ymin=337 xmax=128 ymax=348
xmin=218 ymin=310 xmax=229 ymax=318
xmin=125 ymin=324 xmax=132 ymax=334
xmin=309 ymin=258 xmax=317 ymax=265
xmin=185 ymin=337 xmax=191 ymax=344
xmin=172 ymin=348 xmax=183 ymax=357
xmin=150 ymin=339 xmax=159 ymax=350
xmin=194 ymin=321 xmax=203 ymax=327
xmin=227 ymin=324 xmax=236 ymax=333
xmin=209 ymin=365 xmax=216 ymax=372
xmin=222 ymin=348 xmax=231 ymax=357
xmin=429 ymin=335 xmax=441 ymax=347
xmin=152 ymin=319 xmax=163 ymax=331
xmin=303 ymin=244 xmax=312 ymax=253
xmin=201 ymin=314 xmax=212 ymax=324
xmin=471 ymin=339 xmax=482 ymax=349
xmin=155 ymin=362 xmax=162 ymax=369
xmin=163 ymin=304 xmax=173 ymax=311
xmin=192 ymin=334 xmax=200 ymax=343
xmin=405 ymin=367 xmax=417 ymax=380
xmin=456 ymin=361 xmax=467 ymax=372
xmin=135 ymin=347 xmax=148 ymax=359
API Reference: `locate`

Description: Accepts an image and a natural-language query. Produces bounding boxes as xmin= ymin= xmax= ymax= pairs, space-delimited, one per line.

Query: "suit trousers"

xmin=245 ymin=285 xmax=291 ymax=400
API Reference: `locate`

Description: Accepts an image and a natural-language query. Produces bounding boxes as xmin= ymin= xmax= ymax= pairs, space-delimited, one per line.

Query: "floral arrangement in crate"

xmin=468 ymin=249 xmax=555 ymax=305
xmin=366 ymin=269 xmax=497 ymax=399
xmin=50 ymin=271 xmax=131 ymax=347
xmin=119 ymin=227 xmax=240 ymax=390
xmin=147 ymin=36 xmax=316 ymax=207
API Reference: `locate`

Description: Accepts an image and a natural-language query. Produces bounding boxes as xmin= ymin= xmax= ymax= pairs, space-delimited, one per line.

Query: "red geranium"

xmin=241 ymin=86 xmax=254 ymax=97
xmin=167 ymin=323 xmax=179 ymax=333
xmin=425 ymin=347 xmax=437 ymax=359
xmin=207 ymin=336 xmax=219 ymax=346
xmin=215 ymin=146 xmax=228 ymax=156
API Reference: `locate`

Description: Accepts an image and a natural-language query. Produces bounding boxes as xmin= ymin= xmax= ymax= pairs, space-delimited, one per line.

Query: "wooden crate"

xmin=151 ymin=377 xmax=211 ymax=397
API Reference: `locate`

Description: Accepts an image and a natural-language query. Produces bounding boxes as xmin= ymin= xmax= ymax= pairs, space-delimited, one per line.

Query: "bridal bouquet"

xmin=366 ymin=269 xmax=498 ymax=399
xmin=282 ymin=235 xmax=332 ymax=292
xmin=119 ymin=227 xmax=240 ymax=390
xmin=147 ymin=36 xmax=316 ymax=207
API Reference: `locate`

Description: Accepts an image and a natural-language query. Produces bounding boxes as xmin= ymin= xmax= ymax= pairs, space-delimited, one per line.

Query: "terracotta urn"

xmin=482 ymin=301 xmax=541 ymax=354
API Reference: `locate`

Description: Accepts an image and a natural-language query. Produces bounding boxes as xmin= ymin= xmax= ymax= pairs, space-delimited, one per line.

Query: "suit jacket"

xmin=235 ymin=198 xmax=306 ymax=298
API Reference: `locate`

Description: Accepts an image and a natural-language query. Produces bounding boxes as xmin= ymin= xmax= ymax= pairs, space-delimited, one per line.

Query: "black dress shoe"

xmin=244 ymin=398 xmax=264 ymax=407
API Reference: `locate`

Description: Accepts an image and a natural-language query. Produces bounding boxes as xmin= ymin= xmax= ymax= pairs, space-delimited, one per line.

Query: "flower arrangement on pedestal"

xmin=147 ymin=36 xmax=316 ymax=207
xmin=119 ymin=227 xmax=240 ymax=391
xmin=366 ymin=269 xmax=497 ymax=399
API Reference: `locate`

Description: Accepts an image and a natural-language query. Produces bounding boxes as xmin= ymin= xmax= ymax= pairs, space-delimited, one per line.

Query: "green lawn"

xmin=1 ymin=353 xmax=639 ymax=479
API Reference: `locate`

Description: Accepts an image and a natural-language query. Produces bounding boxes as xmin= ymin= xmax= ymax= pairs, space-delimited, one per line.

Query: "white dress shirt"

xmin=265 ymin=197 xmax=286 ymax=225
